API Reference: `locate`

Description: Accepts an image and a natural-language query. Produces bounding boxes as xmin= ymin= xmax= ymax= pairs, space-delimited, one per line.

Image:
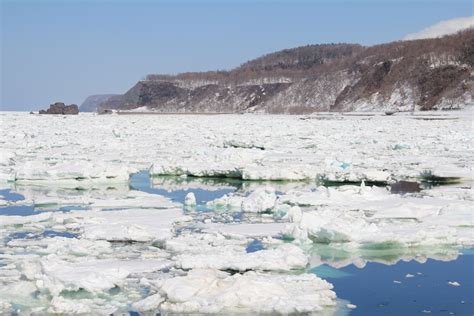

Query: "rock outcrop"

xmin=39 ymin=102 xmax=79 ymax=115
xmin=101 ymin=29 xmax=474 ymax=113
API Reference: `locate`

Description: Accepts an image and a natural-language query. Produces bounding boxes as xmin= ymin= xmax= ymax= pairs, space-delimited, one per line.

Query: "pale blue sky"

xmin=1 ymin=0 xmax=472 ymax=111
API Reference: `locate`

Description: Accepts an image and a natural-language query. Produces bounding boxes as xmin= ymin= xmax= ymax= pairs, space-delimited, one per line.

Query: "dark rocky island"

xmin=39 ymin=102 xmax=79 ymax=115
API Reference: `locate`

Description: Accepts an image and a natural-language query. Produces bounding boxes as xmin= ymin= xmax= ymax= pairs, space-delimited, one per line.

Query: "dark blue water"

xmin=0 ymin=204 xmax=88 ymax=216
xmin=312 ymin=251 xmax=474 ymax=315
xmin=130 ymin=171 xmax=237 ymax=205
xmin=5 ymin=230 xmax=78 ymax=243
xmin=0 ymin=189 xmax=25 ymax=202
xmin=0 ymin=205 xmax=36 ymax=216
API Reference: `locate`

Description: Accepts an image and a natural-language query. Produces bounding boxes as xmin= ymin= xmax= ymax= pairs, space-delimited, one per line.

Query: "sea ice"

xmin=132 ymin=293 xmax=164 ymax=311
xmin=77 ymin=208 xmax=190 ymax=242
xmin=176 ymin=243 xmax=308 ymax=272
xmin=14 ymin=161 xmax=131 ymax=185
xmin=184 ymin=192 xmax=196 ymax=207
xmin=156 ymin=269 xmax=337 ymax=314
xmin=241 ymin=186 xmax=277 ymax=213
xmin=0 ymin=111 xmax=472 ymax=314
xmin=36 ymin=257 xmax=173 ymax=295
xmin=201 ymin=222 xmax=287 ymax=238
xmin=278 ymin=184 xmax=473 ymax=246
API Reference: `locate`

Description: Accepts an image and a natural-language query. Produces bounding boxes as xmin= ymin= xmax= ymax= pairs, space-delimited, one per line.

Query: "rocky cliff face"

xmin=79 ymin=94 xmax=118 ymax=112
xmin=101 ymin=30 xmax=473 ymax=113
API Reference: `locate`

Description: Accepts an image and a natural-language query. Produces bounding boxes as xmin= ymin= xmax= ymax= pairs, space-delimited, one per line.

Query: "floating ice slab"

xmin=241 ymin=186 xmax=277 ymax=213
xmin=76 ymin=208 xmax=189 ymax=242
xmin=206 ymin=193 xmax=244 ymax=210
xmin=0 ymin=212 xmax=53 ymax=227
xmin=165 ymin=232 xmax=248 ymax=254
xmin=85 ymin=190 xmax=180 ymax=210
xmin=15 ymin=161 xmax=131 ymax=184
xmin=36 ymin=256 xmax=173 ymax=295
xmin=201 ymin=222 xmax=287 ymax=238
xmin=242 ymin=164 xmax=317 ymax=181
xmin=9 ymin=182 xmax=129 ymax=206
xmin=276 ymin=183 xmax=473 ymax=246
xmin=283 ymin=207 xmax=472 ymax=246
xmin=132 ymin=293 xmax=165 ymax=311
xmin=176 ymin=243 xmax=308 ymax=272
xmin=166 ymin=233 xmax=307 ymax=272
xmin=156 ymin=269 xmax=336 ymax=314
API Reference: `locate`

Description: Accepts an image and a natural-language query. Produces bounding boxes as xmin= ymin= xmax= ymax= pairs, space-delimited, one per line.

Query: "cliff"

xmin=100 ymin=30 xmax=473 ymax=113
xmin=80 ymin=94 xmax=118 ymax=112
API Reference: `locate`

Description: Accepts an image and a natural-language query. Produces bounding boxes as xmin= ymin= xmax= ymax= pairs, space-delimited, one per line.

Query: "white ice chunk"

xmin=202 ymin=222 xmax=287 ymax=238
xmin=184 ymin=192 xmax=196 ymax=206
xmin=157 ymin=269 xmax=336 ymax=314
xmin=176 ymin=243 xmax=308 ymax=272
xmin=132 ymin=293 xmax=164 ymax=311
xmin=48 ymin=296 xmax=92 ymax=314
xmin=79 ymin=208 xmax=189 ymax=242
xmin=241 ymin=187 xmax=277 ymax=213
xmin=242 ymin=164 xmax=316 ymax=181
xmin=36 ymin=256 xmax=173 ymax=295
xmin=15 ymin=161 xmax=131 ymax=184
xmin=206 ymin=193 xmax=244 ymax=210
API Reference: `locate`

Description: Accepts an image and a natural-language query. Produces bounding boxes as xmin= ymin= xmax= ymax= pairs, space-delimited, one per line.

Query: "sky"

xmin=1 ymin=0 xmax=473 ymax=111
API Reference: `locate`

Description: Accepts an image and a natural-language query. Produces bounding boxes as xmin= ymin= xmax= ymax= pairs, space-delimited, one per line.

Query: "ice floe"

xmin=0 ymin=111 xmax=472 ymax=314
xmin=14 ymin=161 xmax=132 ymax=185
xmin=176 ymin=243 xmax=308 ymax=272
xmin=36 ymin=257 xmax=173 ymax=295
xmin=156 ymin=269 xmax=336 ymax=314
xmin=77 ymin=208 xmax=190 ymax=242
xmin=241 ymin=186 xmax=277 ymax=213
xmin=184 ymin=192 xmax=196 ymax=207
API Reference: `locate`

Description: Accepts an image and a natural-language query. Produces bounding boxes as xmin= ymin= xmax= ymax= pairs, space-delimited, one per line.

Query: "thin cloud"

xmin=403 ymin=16 xmax=474 ymax=40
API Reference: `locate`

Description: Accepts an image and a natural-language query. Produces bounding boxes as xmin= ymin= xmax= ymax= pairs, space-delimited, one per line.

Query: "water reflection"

xmin=132 ymin=172 xmax=237 ymax=204
xmin=307 ymin=243 xmax=463 ymax=269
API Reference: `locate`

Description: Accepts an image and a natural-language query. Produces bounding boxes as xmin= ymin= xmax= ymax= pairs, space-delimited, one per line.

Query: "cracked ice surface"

xmin=0 ymin=111 xmax=472 ymax=314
